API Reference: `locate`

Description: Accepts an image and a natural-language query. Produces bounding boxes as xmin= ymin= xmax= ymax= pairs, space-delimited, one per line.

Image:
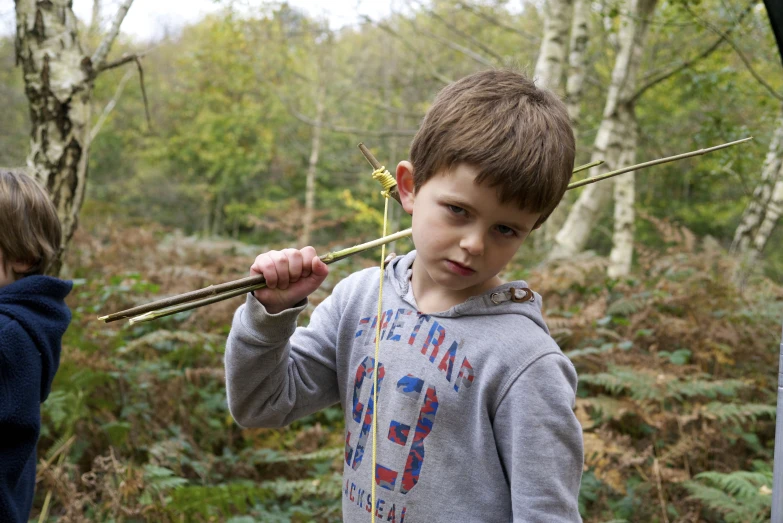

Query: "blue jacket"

xmin=0 ymin=275 xmax=72 ymax=523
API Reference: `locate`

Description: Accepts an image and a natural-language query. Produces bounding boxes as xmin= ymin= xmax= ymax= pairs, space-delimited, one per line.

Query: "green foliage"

xmin=164 ymin=474 xmax=342 ymax=520
xmin=684 ymin=462 xmax=773 ymax=522
xmin=702 ymin=402 xmax=777 ymax=425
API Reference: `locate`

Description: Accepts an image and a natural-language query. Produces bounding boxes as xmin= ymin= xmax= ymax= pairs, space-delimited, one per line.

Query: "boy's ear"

xmin=10 ymin=261 xmax=31 ymax=275
xmin=396 ymin=161 xmax=416 ymax=215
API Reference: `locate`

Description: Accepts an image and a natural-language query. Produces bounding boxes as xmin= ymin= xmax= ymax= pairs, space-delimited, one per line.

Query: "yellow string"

xmin=372 ymin=166 xmax=397 ymax=197
xmin=370 ymin=168 xmax=392 ymax=521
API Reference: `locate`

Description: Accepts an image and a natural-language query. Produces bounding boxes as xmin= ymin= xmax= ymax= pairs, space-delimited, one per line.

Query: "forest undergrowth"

xmin=32 ymin=214 xmax=782 ymax=522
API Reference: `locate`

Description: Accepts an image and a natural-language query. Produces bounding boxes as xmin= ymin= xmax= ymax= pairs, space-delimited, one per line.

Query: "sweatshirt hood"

xmin=384 ymin=250 xmax=549 ymax=333
xmin=0 ymin=275 xmax=72 ymax=400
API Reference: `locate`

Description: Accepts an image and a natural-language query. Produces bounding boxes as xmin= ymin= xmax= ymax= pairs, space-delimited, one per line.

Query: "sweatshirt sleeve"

xmin=0 ymin=316 xmax=42 ymax=523
xmin=492 ymin=352 xmax=584 ymax=522
xmin=224 ymin=289 xmax=342 ymax=429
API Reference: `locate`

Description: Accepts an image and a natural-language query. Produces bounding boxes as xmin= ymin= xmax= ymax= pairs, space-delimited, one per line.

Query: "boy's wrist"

xmin=250 ymin=292 xmax=306 ymax=316
xmin=262 ymin=303 xmax=291 ymax=315
xmin=239 ymin=294 xmax=306 ymax=347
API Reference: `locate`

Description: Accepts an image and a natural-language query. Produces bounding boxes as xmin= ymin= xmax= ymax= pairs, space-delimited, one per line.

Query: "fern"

xmin=607 ymin=293 xmax=650 ymax=317
xmin=165 ymin=473 xmax=342 ymax=518
xmin=703 ymin=402 xmax=776 ymax=424
xmin=241 ymin=447 xmax=341 ymax=465
xmin=121 ymin=329 xmax=225 ymax=354
xmin=167 ymin=481 xmax=274 ymax=516
xmin=579 ymin=366 xmax=658 ymax=400
xmin=684 ymin=463 xmax=772 ymax=523
xmin=45 ymin=433 xmax=74 ymax=461
xmin=143 ymin=464 xmax=189 ymax=496
xmin=41 ymin=389 xmax=87 ymax=434
xmin=666 ymin=378 xmax=747 ymax=401
xmin=564 ymin=345 xmax=607 ymax=360
xmin=582 ymin=395 xmax=636 ymax=423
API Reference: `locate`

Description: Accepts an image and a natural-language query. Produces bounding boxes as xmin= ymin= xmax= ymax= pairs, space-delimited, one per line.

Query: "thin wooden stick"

xmin=358 ymin=143 xmax=402 ymax=205
xmin=567 ymin=137 xmax=752 ymax=190
xmin=572 ymin=159 xmax=604 ymax=174
xmin=99 ymin=273 xmax=268 ymax=322
xmin=107 ymin=228 xmax=413 ymax=324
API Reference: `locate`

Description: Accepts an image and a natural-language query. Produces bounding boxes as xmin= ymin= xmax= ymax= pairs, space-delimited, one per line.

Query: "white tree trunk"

xmin=543 ymin=0 xmax=591 ymax=245
xmin=15 ymin=0 xmax=133 ymax=273
xmin=16 ymin=1 xmax=92 ymax=272
xmin=751 ymin=179 xmax=783 ymax=255
xmin=565 ymin=0 xmax=589 ymax=131
xmin=549 ymin=0 xmax=657 ymax=261
xmin=90 ymin=0 xmax=101 ymax=34
xmin=299 ymin=85 xmax=325 ymax=246
xmin=731 ymin=105 xmax=783 ymax=257
xmin=533 ymin=0 xmax=573 ymax=92
xmin=608 ymin=117 xmax=638 ymax=277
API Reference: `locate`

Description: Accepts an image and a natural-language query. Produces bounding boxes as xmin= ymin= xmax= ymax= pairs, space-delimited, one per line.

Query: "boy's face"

xmin=396 ymin=162 xmax=541 ymax=305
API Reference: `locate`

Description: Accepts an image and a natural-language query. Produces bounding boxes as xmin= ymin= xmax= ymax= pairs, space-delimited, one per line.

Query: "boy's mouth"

xmin=445 ymin=259 xmax=476 ymax=276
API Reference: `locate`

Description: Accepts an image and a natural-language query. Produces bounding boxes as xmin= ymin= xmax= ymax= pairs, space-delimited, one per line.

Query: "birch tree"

xmin=533 ymin=0 xmax=573 ymax=91
xmin=544 ymin=0 xmax=591 ymax=244
xmin=299 ymin=84 xmax=325 ymax=245
xmin=15 ymin=0 xmax=135 ymax=273
xmin=730 ymin=105 xmax=783 ymax=264
xmin=564 ymin=0 xmax=590 ymax=133
xmin=90 ymin=0 xmax=101 ymax=35
xmin=608 ymin=115 xmax=638 ymax=277
xmin=549 ymin=0 xmax=658 ymax=261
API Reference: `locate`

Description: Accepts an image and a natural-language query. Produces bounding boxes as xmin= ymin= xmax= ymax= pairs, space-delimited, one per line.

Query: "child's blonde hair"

xmin=0 ymin=169 xmax=62 ymax=278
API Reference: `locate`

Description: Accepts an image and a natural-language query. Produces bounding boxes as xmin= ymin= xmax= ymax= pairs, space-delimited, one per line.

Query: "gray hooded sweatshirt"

xmin=225 ymin=251 xmax=583 ymax=522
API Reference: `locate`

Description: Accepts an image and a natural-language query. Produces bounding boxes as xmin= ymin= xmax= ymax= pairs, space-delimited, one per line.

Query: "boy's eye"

xmin=447 ymin=205 xmax=467 ymax=216
xmin=496 ymin=225 xmax=517 ymax=237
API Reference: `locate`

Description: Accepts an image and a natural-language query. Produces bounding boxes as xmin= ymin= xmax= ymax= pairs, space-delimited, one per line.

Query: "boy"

xmin=0 ymin=169 xmax=72 ymax=523
xmin=226 ymin=69 xmax=583 ymax=522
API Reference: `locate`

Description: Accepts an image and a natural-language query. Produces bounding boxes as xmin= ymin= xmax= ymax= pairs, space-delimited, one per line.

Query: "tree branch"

xmin=289 ymin=104 xmax=418 ymax=137
xmin=276 ymin=91 xmax=418 ymax=137
xmin=456 ymin=1 xmax=540 ymax=42
xmin=685 ymin=3 xmax=783 ymax=101
xmin=135 ymin=56 xmax=153 ymax=133
xmin=368 ymin=17 xmax=453 ymax=85
xmin=413 ymin=24 xmax=497 ymax=67
xmin=631 ymin=2 xmax=754 ymax=103
xmin=96 ymin=51 xmax=146 ymax=73
xmin=90 ymin=69 xmax=133 ymax=141
xmin=412 ymin=1 xmax=504 ymax=62
xmin=91 ymin=0 xmax=135 ymax=71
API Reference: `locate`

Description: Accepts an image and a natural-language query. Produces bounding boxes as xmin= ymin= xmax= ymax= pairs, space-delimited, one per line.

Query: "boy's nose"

xmin=459 ymin=232 xmax=484 ymax=256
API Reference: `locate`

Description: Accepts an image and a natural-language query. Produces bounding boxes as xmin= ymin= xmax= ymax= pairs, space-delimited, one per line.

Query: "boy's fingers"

xmin=251 ymin=253 xmax=278 ymax=289
xmin=271 ymin=251 xmax=290 ymax=290
xmin=266 ymin=254 xmax=280 ymax=289
xmin=283 ymin=248 xmax=303 ymax=284
xmin=311 ymin=254 xmax=329 ymax=277
xmin=300 ymin=246 xmax=317 ymax=278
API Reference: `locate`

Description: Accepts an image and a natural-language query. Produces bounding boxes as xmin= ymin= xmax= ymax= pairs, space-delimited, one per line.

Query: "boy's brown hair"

xmin=409 ymin=69 xmax=575 ymax=226
xmin=0 ymin=169 xmax=62 ymax=278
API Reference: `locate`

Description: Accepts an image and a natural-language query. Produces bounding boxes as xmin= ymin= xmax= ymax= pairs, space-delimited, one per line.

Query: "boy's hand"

xmin=250 ymin=247 xmax=329 ymax=314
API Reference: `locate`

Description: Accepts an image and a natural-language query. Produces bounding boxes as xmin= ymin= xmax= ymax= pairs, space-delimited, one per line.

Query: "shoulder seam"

xmin=492 ymin=351 xmax=574 ymax=415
